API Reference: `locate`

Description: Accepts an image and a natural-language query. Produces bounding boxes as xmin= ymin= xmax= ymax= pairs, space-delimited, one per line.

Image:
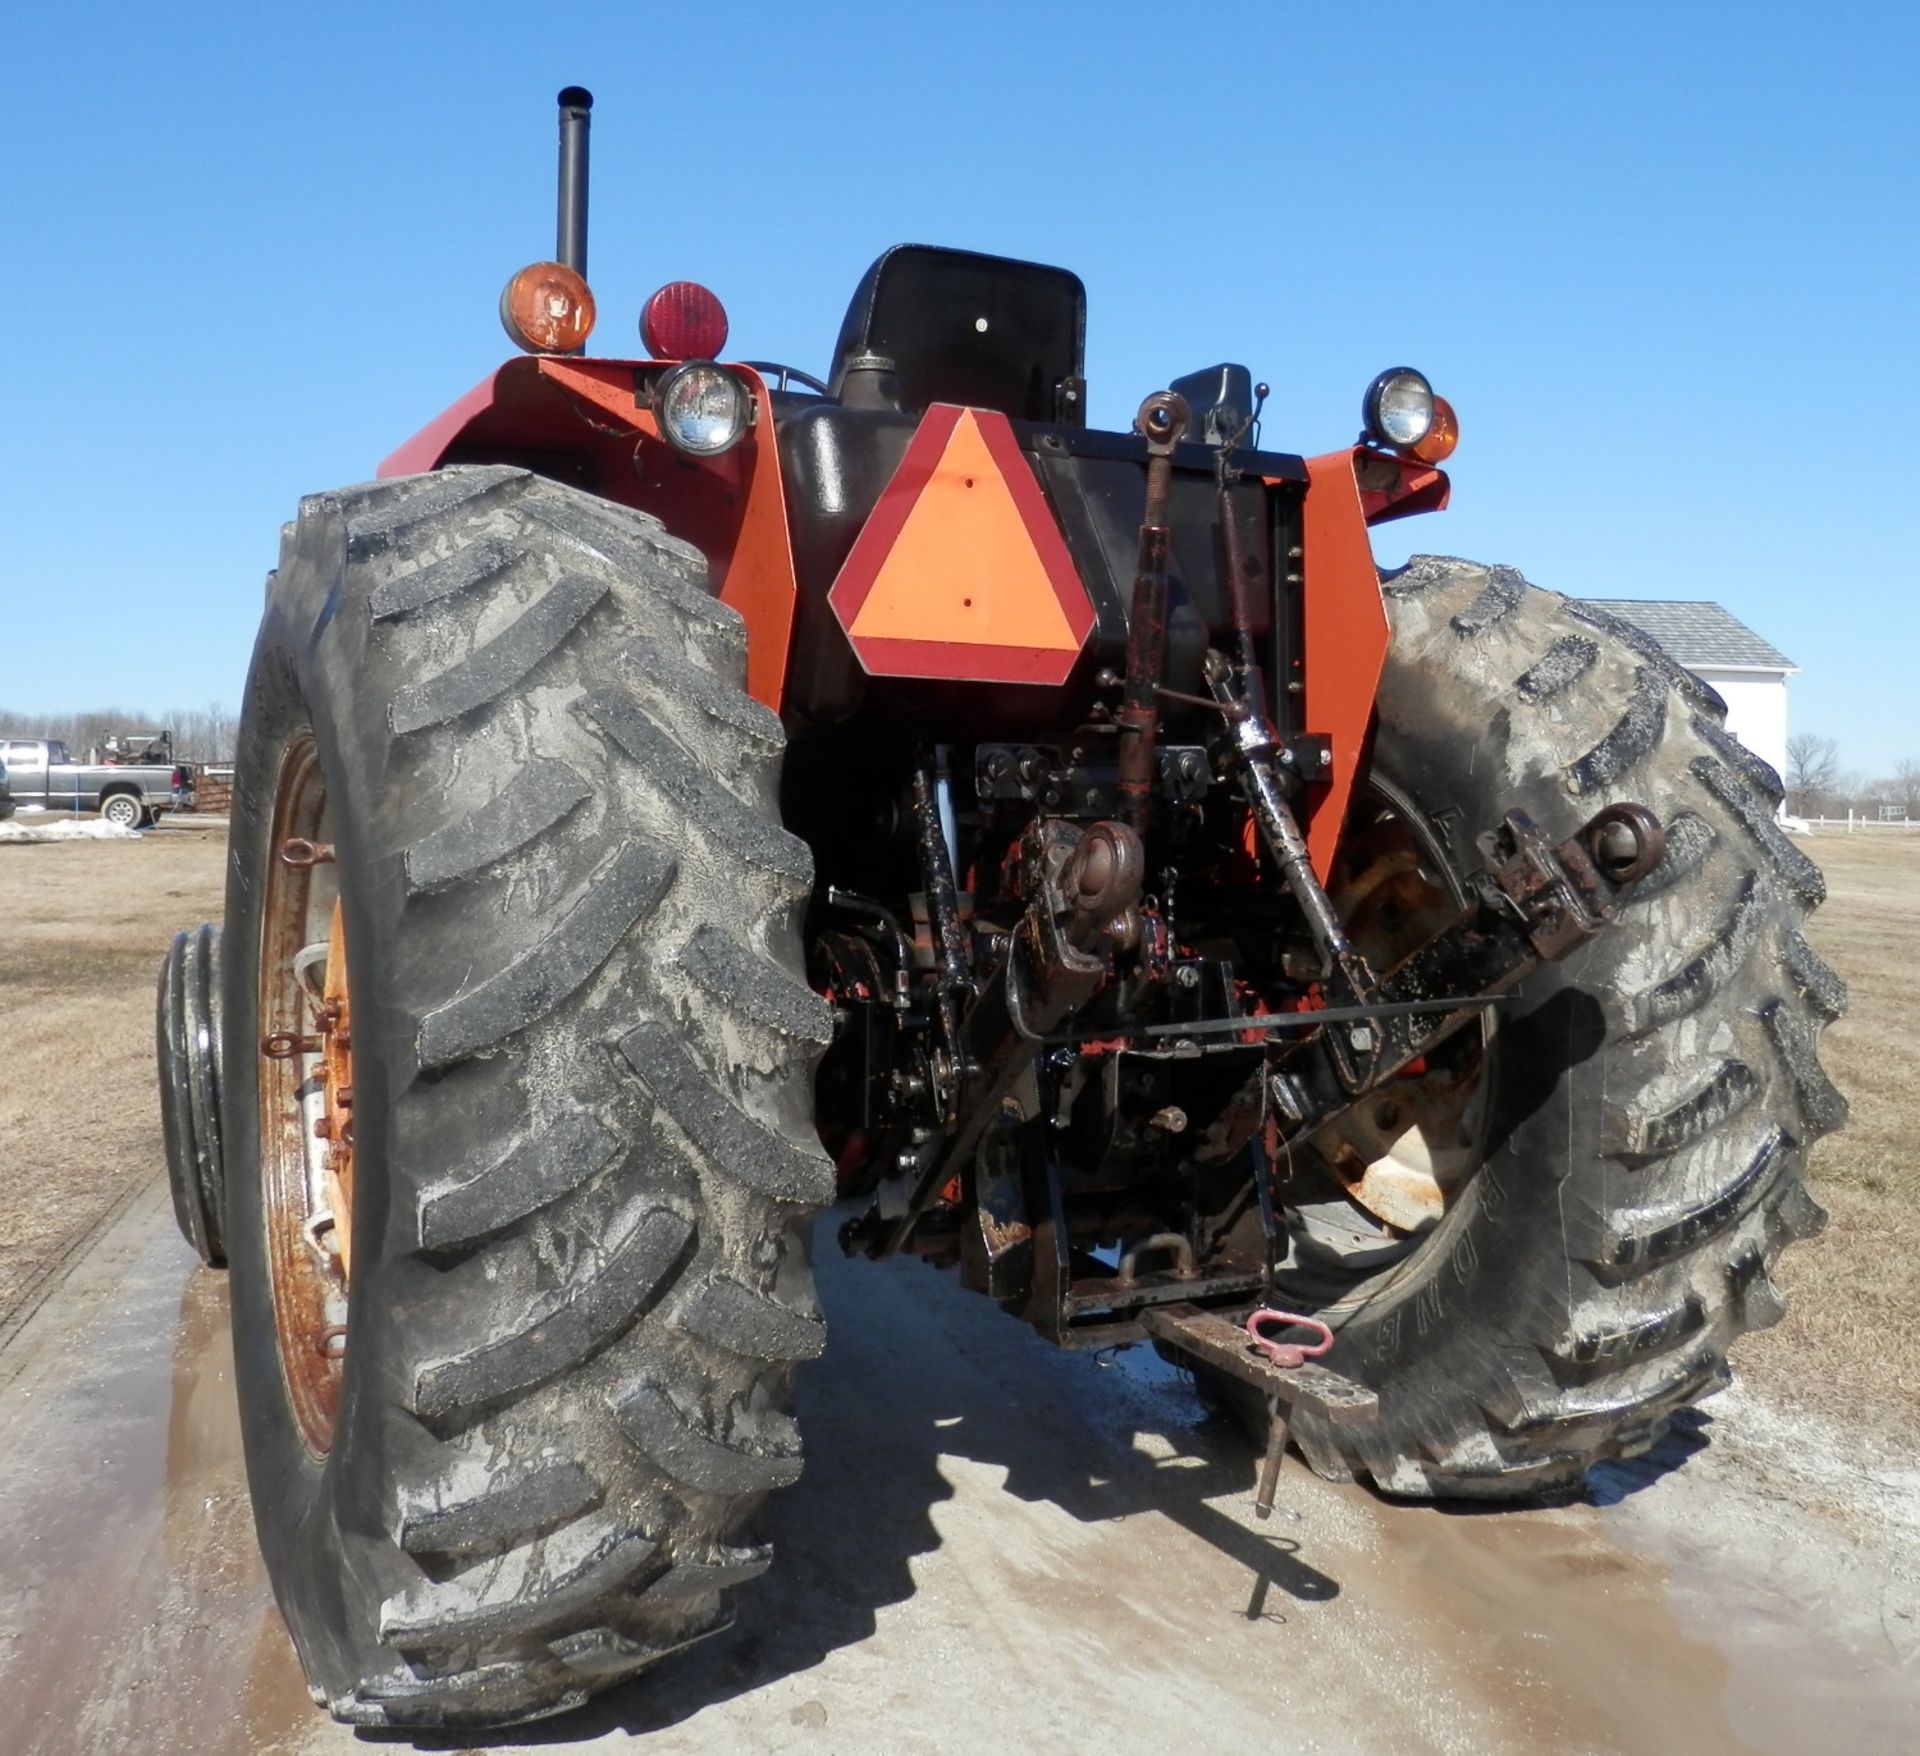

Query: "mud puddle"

xmin=0 ymin=1188 xmax=1913 ymax=1755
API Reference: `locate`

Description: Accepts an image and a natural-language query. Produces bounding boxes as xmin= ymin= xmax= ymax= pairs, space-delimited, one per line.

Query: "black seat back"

xmin=828 ymin=244 xmax=1086 ymax=425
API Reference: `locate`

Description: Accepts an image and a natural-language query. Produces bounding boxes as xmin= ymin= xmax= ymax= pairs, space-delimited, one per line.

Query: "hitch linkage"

xmin=1191 ymin=625 xmax=1664 ymax=1119
xmin=1264 ymin=801 xmax=1665 ymax=1139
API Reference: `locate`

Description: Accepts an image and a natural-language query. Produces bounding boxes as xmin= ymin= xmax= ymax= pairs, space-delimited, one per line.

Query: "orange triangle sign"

xmin=829 ymin=406 xmax=1094 ymax=684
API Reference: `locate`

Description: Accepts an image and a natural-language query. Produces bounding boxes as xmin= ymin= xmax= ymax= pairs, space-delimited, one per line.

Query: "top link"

xmin=1134 ymin=390 xmax=1190 ymax=455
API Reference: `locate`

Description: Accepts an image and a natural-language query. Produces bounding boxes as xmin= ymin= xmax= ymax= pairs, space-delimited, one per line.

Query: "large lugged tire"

xmin=223 ymin=466 xmax=833 ymax=1726
xmin=1207 ymin=556 xmax=1846 ymax=1500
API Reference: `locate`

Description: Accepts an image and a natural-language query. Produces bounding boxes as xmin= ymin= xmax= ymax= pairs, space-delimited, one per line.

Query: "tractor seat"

xmin=827 ymin=244 xmax=1087 ymax=426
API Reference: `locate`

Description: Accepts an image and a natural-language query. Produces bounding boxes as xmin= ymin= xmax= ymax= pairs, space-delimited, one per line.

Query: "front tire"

xmin=1196 ymin=556 xmax=1845 ymax=1499
xmin=224 ymin=467 xmax=833 ymax=1726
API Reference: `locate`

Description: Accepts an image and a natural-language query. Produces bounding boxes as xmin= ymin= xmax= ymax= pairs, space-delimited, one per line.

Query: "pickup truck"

xmin=1 ymin=737 xmax=180 ymax=828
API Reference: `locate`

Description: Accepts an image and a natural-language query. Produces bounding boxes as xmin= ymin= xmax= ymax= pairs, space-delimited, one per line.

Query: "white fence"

xmin=1797 ymin=814 xmax=1920 ymax=834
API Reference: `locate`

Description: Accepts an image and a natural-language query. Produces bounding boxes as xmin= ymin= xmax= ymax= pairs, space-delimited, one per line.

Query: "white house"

xmin=1578 ymin=600 xmax=1797 ymax=788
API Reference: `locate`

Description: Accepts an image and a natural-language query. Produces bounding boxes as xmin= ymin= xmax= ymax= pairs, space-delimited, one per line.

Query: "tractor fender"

xmin=378 ymin=356 xmax=800 ymax=711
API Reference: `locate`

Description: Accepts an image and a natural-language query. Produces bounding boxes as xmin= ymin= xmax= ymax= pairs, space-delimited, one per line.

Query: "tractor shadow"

xmin=1583 ymin=1407 xmax=1715 ymax=1506
xmin=460 ymin=1209 xmax=1343 ymax=1746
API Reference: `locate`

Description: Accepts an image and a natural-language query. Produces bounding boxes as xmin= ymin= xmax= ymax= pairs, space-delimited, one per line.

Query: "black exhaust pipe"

xmin=556 ymin=86 xmax=592 ymax=276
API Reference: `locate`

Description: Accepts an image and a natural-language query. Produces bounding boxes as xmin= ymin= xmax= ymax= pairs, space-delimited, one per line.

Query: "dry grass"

xmin=0 ymin=830 xmax=227 ymax=1324
xmin=1732 ymin=833 xmax=1920 ymax=1450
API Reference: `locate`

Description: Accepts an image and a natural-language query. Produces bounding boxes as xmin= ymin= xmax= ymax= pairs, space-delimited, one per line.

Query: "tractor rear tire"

xmin=223 ymin=466 xmax=833 ymax=1726
xmin=1191 ymin=555 xmax=1845 ymax=1500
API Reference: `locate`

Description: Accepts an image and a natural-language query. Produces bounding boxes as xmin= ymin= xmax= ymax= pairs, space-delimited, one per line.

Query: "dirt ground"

xmin=3 ymin=1175 xmax=1917 ymax=1756
xmin=0 ymin=821 xmax=1914 ymax=1755
xmin=0 ymin=827 xmax=227 ymax=1341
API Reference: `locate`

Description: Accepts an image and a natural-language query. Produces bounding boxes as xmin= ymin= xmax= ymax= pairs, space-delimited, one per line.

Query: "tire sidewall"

xmin=223 ymin=513 xmax=417 ymax=1698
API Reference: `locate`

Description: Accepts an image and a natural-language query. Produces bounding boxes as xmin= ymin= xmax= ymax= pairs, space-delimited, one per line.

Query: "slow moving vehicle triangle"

xmin=829 ymin=404 xmax=1094 ymax=684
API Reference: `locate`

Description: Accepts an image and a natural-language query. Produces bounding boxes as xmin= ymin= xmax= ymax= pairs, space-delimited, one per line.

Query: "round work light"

xmin=656 ymin=362 xmax=751 ymax=456
xmin=1362 ymin=367 xmax=1435 ymax=450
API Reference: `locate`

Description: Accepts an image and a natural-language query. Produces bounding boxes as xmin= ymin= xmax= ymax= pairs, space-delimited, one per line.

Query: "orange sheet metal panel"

xmin=531 ymin=360 xmax=800 ymax=711
xmin=1296 ymin=448 xmax=1391 ymax=882
xmin=378 ymin=358 xmax=801 ymax=713
xmin=829 ymin=405 xmax=1094 ymax=685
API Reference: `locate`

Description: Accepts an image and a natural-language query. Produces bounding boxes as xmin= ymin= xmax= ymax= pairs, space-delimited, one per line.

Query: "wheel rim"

xmin=257 ymin=734 xmax=354 ymax=1455
xmin=1274 ymin=775 xmax=1498 ymax=1307
xmin=105 ymin=795 xmax=138 ymax=826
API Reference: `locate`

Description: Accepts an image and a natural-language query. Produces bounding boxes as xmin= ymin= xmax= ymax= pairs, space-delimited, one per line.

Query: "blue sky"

xmin=2 ymin=2 xmax=1914 ymax=775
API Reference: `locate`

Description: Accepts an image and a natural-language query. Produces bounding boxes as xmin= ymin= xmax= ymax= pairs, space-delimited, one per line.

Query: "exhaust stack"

xmin=556 ymin=86 xmax=592 ymax=276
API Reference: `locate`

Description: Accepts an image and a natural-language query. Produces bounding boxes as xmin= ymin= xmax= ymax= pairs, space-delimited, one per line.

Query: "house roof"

xmin=1578 ymin=600 xmax=1796 ymax=671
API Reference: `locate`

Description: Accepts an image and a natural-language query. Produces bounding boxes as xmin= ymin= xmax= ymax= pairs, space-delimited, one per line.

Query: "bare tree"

xmin=1785 ymin=732 xmax=1841 ymax=815
xmin=1890 ymin=758 xmax=1920 ymax=819
xmin=171 ymin=701 xmax=240 ymax=763
xmin=0 ymin=703 xmax=239 ymax=764
xmin=1858 ymin=761 xmax=1919 ymax=820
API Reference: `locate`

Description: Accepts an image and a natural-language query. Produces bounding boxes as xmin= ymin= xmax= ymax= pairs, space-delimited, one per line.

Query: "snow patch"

xmin=0 ymin=818 xmax=140 ymax=843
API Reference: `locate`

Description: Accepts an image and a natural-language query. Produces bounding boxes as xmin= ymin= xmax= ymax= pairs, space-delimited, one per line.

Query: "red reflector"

xmin=641 ymin=281 xmax=729 ymax=360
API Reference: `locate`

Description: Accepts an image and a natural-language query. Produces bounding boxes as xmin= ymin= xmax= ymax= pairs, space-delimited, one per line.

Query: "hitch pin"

xmin=1245 ymin=1311 xmax=1333 ymax=1519
xmin=1254 ymin=1403 xmax=1289 ymax=1520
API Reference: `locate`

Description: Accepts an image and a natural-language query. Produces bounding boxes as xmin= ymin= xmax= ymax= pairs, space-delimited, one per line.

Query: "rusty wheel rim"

xmin=1281 ymin=776 xmax=1498 ymax=1293
xmin=257 ymin=734 xmax=353 ymax=1455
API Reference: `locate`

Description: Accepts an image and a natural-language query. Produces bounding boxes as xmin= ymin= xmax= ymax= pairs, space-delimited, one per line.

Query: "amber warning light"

xmin=1407 ymin=394 xmax=1459 ymax=464
xmin=500 ymin=260 xmax=597 ymax=355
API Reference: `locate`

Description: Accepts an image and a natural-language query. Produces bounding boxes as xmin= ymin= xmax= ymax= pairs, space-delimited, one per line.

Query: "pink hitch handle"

xmin=1245 ymin=1308 xmax=1335 ymax=1368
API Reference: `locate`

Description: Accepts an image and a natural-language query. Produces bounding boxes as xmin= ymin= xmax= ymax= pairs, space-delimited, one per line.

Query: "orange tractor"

xmin=156 ymin=88 xmax=1844 ymax=1726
